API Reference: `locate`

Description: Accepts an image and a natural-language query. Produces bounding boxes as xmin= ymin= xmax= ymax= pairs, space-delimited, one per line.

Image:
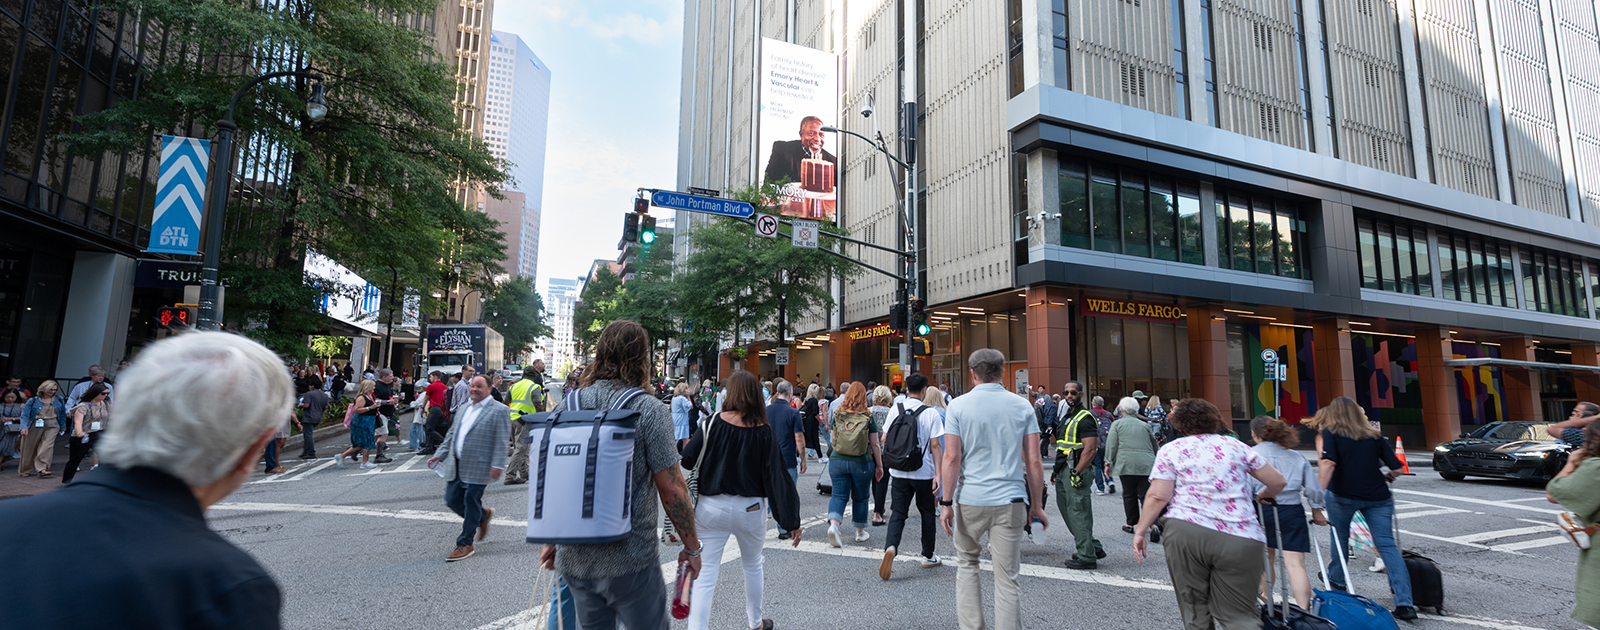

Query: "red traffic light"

xmin=634 ymin=197 xmax=650 ymax=214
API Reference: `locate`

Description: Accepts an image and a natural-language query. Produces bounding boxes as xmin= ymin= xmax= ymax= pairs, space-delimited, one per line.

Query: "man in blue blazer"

xmin=430 ymin=374 xmax=511 ymax=561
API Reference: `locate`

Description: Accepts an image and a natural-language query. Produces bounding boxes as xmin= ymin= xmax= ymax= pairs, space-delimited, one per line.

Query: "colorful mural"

xmin=1351 ymin=333 xmax=1505 ymax=428
xmin=1244 ymin=325 xmax=1317 ymax=423
xmin=1451 ymin=341 xmax=1506 ymax=425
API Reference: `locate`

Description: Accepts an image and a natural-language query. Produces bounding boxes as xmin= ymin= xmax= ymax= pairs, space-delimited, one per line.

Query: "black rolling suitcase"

xmin=1392 ymin=517 xmax=1445 ymax=614
xmin=1260 ymin=502 xmax=1337 ymax=630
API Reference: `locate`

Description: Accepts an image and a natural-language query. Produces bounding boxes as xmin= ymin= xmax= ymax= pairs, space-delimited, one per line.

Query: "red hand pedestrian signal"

xmin=156 ymin=306 xmax=193 ymax=329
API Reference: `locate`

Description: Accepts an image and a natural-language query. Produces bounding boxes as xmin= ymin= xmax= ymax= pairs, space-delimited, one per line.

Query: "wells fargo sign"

xmin=1082 ymin=296 xmax=1185 ymax=322
xmin=850 ymin=323 xmax=900 ymax=341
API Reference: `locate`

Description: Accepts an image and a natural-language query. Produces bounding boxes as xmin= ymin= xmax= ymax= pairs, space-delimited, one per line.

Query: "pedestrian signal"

xmin=156 ymin=306 xmax=195 ymax=330
xmin=889 ymin=303 xmax=908 ymax=331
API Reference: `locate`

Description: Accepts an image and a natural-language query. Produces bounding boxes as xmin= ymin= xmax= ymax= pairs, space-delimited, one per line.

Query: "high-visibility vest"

xmin=1057 ymin=408 xmax=1094 ymax=453
xmin=509 ymin=378 xmax=543 ymax=421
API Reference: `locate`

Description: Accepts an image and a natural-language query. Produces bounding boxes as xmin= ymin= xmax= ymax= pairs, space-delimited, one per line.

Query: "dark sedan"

xmin=1432 ymin=421 xmax=1571 ymax=482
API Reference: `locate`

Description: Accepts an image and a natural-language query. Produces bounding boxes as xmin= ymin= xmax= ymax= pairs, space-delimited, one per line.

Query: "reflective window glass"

xmin=1122 ymin=173 xmax=1149 ymax=258
xmin=1060 ymin=161 xmax=1090 ymax=249
xmin=1152 ymin=179 xmax=1178 ymax=261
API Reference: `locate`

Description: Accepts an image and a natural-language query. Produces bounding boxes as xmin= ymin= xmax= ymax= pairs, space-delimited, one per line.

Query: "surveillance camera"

xmin=860 ymin=103 xmax=874 ymax=118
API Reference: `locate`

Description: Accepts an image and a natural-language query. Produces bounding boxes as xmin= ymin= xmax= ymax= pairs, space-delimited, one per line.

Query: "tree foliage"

xmin=572 ymin=266 xmax=624 ymax=359
xmin=308 ymin=335 xmax=351 ymax=364
xmin=72 ymin=0 xmax=506 ymax=355
xmin=481 ymin=276 xmax=553 ymax=361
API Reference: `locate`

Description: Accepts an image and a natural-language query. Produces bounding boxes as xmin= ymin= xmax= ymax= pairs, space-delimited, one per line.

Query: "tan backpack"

xmin=831 ymin=411 xmax=872 ymax=457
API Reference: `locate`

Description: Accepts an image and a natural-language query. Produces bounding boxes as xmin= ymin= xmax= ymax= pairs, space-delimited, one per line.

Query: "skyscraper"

xmin=484 ymin=31 xmax=551 ymax=280
xmin=543 ymin=277 xmax=582 ymax=373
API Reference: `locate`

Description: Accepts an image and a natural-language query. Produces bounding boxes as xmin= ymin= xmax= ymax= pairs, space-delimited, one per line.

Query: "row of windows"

xmin=1359 ymin=213 xmax=1596 ymax=318
xmin=1358 ymin=216 xmax=1432 ymax=297
xmin=1215 ymin=190 xmax=1308 ymax=279
xmin=1058 ymin=160 xmax=1205 ymax=265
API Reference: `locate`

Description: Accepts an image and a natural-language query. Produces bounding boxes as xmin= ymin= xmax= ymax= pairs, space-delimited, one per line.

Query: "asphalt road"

xmin=210 ymin=447 xmax=1590 ymax=630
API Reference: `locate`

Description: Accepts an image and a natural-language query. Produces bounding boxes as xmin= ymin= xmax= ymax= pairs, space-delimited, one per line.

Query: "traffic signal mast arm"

xmin=733 ymin=216 xmax=911 ymax=284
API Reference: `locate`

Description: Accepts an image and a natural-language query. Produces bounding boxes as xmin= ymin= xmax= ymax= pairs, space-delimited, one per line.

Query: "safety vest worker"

xmin=508 ymin=377 xmax=544 ymax=421
xmin=1057 ymin=407 xmax=1094 ymax=454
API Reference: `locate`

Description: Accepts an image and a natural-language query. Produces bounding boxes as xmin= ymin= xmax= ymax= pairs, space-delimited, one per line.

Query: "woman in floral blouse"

xmin=1132 ymin=398 xmax=1286 ymax=630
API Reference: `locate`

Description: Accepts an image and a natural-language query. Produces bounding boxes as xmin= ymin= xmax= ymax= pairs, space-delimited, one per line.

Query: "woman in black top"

xmin=1309 ymin=396 xmax=1415 ymax=621
xmin=680 ymin=371 xmax=801 ymax=630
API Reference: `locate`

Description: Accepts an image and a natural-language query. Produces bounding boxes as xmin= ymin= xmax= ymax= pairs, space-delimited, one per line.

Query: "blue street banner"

xmin=148 ymin=135 xmax=211 ymax=255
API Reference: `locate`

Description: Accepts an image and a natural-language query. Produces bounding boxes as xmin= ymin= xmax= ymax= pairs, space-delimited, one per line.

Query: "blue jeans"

xmin=565 ymin=564 xmax=669 ymax=630
xmin=1324 ymin=491 xmax=1412 ymax=607
xmin=409 ymin=418 xmax=425 ymax=450
xmin=1091 ymin=449 xmax=1107 ymax=492
xmin=828 ymin=458 xmax=874 ymax=527
xmin=445 ymin=476 xmax=487 ymax=547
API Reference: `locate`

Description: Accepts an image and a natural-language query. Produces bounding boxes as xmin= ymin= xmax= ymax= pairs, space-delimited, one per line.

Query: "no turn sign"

xmin=755 ymin=214 xmax=779 ymax=238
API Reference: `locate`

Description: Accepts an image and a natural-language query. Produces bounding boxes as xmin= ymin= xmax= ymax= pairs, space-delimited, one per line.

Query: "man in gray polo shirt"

xmin=938 ymin=348 xmax=1048 ymax=630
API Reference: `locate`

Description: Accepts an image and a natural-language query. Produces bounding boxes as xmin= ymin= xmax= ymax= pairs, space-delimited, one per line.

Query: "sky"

xmin=489 ymin=0 xmax=684 ymax=297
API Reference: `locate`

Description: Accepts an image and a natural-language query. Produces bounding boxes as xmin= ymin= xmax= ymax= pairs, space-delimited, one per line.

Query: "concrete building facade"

xmin=675 ymin=0 xmax=1600 ymax=446
xmin=543 ymin=277 xmax=582 ymax=374
xmin=484 ymin=30 xmax=551 ymax=279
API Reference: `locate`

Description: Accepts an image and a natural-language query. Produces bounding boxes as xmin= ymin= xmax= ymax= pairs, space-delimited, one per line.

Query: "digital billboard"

xmin=758 ymin=37 xmax=840 ymax=223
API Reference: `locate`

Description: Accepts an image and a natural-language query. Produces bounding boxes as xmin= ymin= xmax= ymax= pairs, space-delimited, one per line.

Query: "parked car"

xmin=1432 ymin=421 xmax=1572 ymax=482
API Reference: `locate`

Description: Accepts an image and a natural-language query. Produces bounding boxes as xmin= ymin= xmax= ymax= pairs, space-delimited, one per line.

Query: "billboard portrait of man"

xmin=763 ymin=116 xmax=837 ymax=186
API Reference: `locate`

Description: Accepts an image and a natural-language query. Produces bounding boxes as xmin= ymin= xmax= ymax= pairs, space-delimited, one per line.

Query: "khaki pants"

xmin=505 ymin=420 xmax=530 ymax=483
xmin=18 ymin=426 xmax=56 ymax=474
xmin=954 ymin=502 xmax=1025 ymax=630
xmin=1162 ymin=517 xmax=1265 ymax=630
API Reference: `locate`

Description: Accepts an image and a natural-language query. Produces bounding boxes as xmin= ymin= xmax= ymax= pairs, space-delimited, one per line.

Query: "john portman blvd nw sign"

xmin=650 ymin=191 xmax=754 ymax=219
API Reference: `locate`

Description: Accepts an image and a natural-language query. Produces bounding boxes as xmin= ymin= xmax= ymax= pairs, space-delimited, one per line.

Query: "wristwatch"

xmin=684 ymin=543 xmax=704 ymax=557
xmin=939 ymin=499 xmax=953 ymax=507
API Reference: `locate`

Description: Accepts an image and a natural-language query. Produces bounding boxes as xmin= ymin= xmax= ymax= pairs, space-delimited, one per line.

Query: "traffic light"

xmin=889 ymin=303 xmax=907 ymax=331
xmin=622 ymin=212 xmax=640 ymax=243
xmin=634 ymin=197 xmax=650 ymax=214
xmin=155 ymin=306 xmax=195 ymax=330
xmin=640 ymin=214 xmax=657 ymax=244
xmin=910 ymin=297 xmax=930 ymax=336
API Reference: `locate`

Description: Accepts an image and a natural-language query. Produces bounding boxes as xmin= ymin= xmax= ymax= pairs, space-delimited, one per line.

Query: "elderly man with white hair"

xmin=1 ymin=332 xmax=288 ymax=629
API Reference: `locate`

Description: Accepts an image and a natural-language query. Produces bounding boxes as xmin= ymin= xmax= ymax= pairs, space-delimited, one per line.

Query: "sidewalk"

xmin=0 ymin=422 xmax=355 ymax=501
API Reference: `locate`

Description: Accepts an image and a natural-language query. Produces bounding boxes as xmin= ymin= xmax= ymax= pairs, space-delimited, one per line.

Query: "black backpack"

xmin=882 ymin=403 xmax=932 ymax=472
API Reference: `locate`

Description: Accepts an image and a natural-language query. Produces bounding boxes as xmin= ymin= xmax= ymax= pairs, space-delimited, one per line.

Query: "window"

xmin=1053 ymin=0 xmax=1069 ymax=88
xmin=1521 ymin=250 xmax=1590 ymax=316
xmin=1431 ymin=230 xmax=1527 ymax=308
xmin=1008 ymin=0 xmax=1025 ymax=97
xmin=1058 ymin=158 xmax=1204 ymax=264
xmin=1216 ymin=190 xmax=1309 ymax=279
xmin=1357 ymin=215 xmax=1432 ymax=296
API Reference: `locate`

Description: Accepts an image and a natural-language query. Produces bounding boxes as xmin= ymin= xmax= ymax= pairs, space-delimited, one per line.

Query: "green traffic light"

xmin=641 ymin=230 xmax=656 ymax=244
xmin=916 ymin=322 xmax=930 ymax=336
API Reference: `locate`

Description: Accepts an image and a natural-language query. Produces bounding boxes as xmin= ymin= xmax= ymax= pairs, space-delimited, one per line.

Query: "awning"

xmin=1443 ymin=357 xmax=1600 ymax=374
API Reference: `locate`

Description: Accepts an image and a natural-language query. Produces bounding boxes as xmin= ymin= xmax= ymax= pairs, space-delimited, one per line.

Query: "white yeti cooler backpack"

xmin=524 ymin=387 xmax=647 ymax=544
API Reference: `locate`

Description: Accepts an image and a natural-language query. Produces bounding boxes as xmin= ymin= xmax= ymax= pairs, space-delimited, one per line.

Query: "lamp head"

xmin=820 ymin=125 xmax=839 ymax=133
xmin=306 ymin=81 xmax=328 ymax=121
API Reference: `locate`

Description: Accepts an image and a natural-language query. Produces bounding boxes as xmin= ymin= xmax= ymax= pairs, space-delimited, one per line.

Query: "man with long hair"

xmin=539 ymin=320 xmax=701 ymax=630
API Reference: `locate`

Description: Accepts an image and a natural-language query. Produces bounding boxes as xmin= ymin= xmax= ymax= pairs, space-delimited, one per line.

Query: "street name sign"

xmin=650 ymin=190 xmax=754 ymax=219
xmin=755 ymin=213 xmax=780 ymax=238
xmin=791 ymin=219 xmax=819 ymax=249
xmin=688 ymin=186 xmax=721 ymax=198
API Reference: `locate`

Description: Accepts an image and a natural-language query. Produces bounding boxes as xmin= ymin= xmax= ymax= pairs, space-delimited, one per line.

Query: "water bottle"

xmin=1030 ymin=518 xmax=1047 ymax=545
xmin=670 ymin=559 xmax=693 ymax=619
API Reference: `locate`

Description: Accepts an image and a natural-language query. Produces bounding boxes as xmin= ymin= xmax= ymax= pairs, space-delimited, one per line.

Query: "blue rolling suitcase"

xmin=1311 ymin=524 xmax=1399 ymax=629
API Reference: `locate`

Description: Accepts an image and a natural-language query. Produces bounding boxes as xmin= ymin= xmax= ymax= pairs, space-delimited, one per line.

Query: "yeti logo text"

xmin=553 ymin=444 xmax=581 ymax=456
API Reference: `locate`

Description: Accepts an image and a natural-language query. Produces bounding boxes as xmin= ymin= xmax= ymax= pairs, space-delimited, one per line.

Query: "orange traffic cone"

xmin=1394 ymin=436 xmax=1413 ymax=475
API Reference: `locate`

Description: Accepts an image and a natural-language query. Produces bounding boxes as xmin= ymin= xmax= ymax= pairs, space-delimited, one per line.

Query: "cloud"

xmin=572 ymin=12 xmax=673 ymax=47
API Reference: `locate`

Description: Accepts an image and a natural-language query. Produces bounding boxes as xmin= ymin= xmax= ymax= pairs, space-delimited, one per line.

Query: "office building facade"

xmin=483 ymin=30 xmax=550 ymax=280
xmin=543 ymin=277 xmax=581 ymax=373
xmin=676 ymin=0 xmax=1600 ymax=446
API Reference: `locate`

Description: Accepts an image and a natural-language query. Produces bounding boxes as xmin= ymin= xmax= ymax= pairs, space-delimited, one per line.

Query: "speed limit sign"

xmin=755 ymin=214 xmax=779 ymax=238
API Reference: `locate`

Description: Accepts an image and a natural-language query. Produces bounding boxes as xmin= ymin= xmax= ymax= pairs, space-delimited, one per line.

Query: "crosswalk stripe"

xmin=1490 ymin=537 xmax=1572 ymax=552
xmin=1397 ymin=508 xmax=1472 ymax=519
xmin=1450 ymin=525 xmax=1557 ymax=544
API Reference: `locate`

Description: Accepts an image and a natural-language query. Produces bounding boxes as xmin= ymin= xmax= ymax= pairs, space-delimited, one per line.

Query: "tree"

xmin=481 ymin=276 xmax=553 ymax=362
xmin=70 ymin=0 xmax=506 ymax=356
xmin=676 ymin=183 xmax=860 ymax=349
xmin=573 ymin=266 xmax=625 ymax=359
xmin=308 ymin=336 xmax=352 ymax=366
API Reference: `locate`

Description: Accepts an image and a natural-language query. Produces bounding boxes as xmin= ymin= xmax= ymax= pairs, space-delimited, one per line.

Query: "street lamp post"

xmin=197 ymin=70 xmax=328 ymax=331
xmin=822 ymin=124 xmax=918 ymax=373
xmin=460 ymin=289 xmax=482 ymax=323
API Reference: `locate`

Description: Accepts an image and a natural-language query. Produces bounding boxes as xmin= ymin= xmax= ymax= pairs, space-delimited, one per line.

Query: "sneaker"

xmin=1370 ymin=557 xmax=1386 ymax=573
xmin=503 ymin=478 xmax=527 ymax=486
xmin=359 ymin=463 xmax=375 ymax=469
xmin=1392 ymin=606 xmax=1417 ymax=621
xmin=828 ymin=524 xmax=842 ymax=548
xmin=1107 ymin=484 xmax=1117 ymax=494
xmin=855 ymin=529 xmax=871 ymax=543
xmin=777 ymin=531 xmax=790 ymax=540
xmin=334 ymin=454 xmax=346 ymax=468
xmin=298 ymin=453 xmax=317 ymax=459
xmin=879 ymin=546 xmax=896 ymax=580
xmin=920 ymin=555 xmax=942 ymax=568
xmin=1065 ymin=556 xmax=1097 ymax=570
xmin=1093 ymin=489 xmax=1105 ymax=496
xmin=445 ymin=545 xmax=475 ymax=562
xmin=1121 ymin=525 xmax=1135 ymax=534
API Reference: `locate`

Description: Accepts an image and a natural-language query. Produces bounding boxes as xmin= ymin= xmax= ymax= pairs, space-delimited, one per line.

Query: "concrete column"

xmin=56 ymin=252 xmax=135 ymax=381
xmin=1312 ymin=316 xmax=1356 ymax=408
xmin=1025 ymin=286 xmax=1072 ymax=393
xmin=1499 ymin=336 xmax=1543 ymax=423
xmin=829 ymin=330 xmax=851 ymax=388
xmin=1572 ymin=344 xmax=1600 ymax=404
xmin=1186 ymin=304 xmax=1231 ymax=417
xmin=1415 ymin=328 xmax=1461 ymax=446
xmin=1026 ymin=149 xmax=1061 ymax=257
xmin=782 ymin=346 xmax=798 ymax=385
